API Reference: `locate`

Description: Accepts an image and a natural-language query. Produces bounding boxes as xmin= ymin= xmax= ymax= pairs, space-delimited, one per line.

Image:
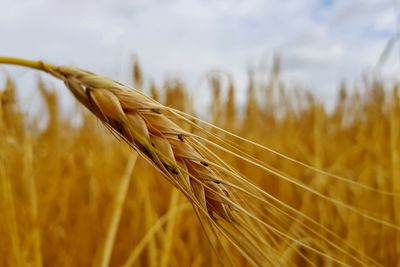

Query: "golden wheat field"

xmin=0 ymin=57 xmax=399 ymax=267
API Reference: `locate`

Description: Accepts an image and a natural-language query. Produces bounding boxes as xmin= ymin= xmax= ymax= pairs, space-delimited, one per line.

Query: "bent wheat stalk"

xmin=1 ymin=56 xmax=398 ymax=266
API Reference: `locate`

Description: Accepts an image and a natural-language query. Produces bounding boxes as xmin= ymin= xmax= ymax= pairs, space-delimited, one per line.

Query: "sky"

xmin=0 ymin=0 xmax=399 ymax=113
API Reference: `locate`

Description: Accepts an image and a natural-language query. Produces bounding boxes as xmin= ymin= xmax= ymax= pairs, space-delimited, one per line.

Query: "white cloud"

xmin=373 ymin=9 xmax=396 ymax=32
xmin=0 ymin=0 xmax=398 ymax=114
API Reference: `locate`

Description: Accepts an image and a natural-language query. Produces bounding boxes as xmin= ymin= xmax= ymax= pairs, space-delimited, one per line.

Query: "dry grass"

xmin=0 ymin=57 xmax=399 ymax=266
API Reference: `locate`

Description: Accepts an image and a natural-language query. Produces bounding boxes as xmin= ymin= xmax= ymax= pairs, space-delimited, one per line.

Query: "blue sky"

xmin=0 ymin=0 xmax=399 ymax=112
xmin=321 ymin=0 xmax=334 ymax=7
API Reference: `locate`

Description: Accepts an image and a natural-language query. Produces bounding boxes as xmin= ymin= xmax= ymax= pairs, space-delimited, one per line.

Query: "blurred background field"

xmin=0 ymin=58 xmax=399 ymax=266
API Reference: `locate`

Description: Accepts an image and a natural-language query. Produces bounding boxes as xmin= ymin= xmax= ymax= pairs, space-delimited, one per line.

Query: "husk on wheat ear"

xmin=1 ymin=56 xmax=399 ymax=267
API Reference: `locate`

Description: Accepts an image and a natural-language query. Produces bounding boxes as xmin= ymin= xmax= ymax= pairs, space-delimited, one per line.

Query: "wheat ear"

xmin=0 ymin=57 xmax=235 ymax=220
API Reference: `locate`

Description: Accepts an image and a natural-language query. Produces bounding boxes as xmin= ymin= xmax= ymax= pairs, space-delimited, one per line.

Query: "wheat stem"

xmin=122 ymin=205 xmax=190 ymax=267
xmin=0 ymin=56 xmax=54 ymax=72
xmin=98 ymin=153 xmax=138 ymax=267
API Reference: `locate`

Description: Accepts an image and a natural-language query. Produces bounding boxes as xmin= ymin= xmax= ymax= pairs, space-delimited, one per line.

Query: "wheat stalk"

xmin=97 ymin=153 xmax=137 ymax=267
